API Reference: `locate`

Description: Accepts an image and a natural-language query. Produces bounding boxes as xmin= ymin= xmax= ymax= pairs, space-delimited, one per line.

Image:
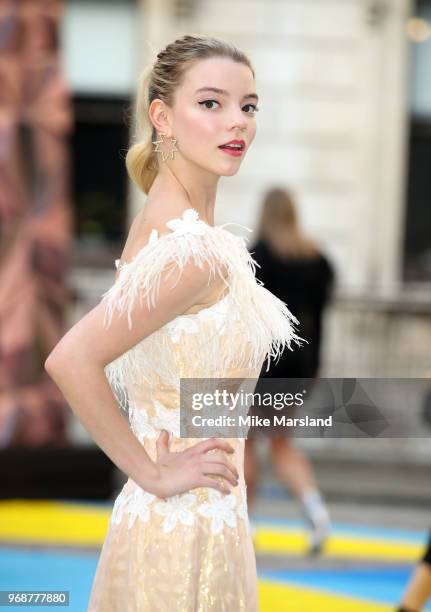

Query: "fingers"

xmin=202 ymin=454 xmax=239 ymax=479
xmin=191 ymin=438 xmax=235 ymax=456
xmin=156 ymin=429 xmax=170 ymax=458
xmin=201 ymin=460 xmax=239 ymax=487
xmin=201 ymin=451 xmax=239 ymax=480
xmin=199 ymin=475 xmax=231 ymax=496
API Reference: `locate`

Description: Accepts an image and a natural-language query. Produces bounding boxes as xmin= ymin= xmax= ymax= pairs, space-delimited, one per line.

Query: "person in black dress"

xmin=245 ymin=186 xmax=335 ymax=554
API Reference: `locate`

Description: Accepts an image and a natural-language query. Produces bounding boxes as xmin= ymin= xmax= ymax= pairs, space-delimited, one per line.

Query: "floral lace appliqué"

xmin=129 ymin=402 xmax=180 ymax=440
xmin=151 ymin=400 xmax=180 ymax=437
xmin=111 ymin=484 xmax=251 ymax=536
xmin=197 ymin=490 xmax=237 ymax=535
xmin=111 ymin=487 xmax=250 ymax=535
xmin=165 ymin=294 xmax=234 ymax=343
xmin=154 ymin=493 xmax=197 ymax=533
xmin=165 ymin=208 xmax=208 ymax=236
xmin=166 ymin=317 xmax=200 ymax=343
xmin=111 ymin=487 xmax=155 ymax=529
xmin=130 ymin=405 xmax=157 ymax=441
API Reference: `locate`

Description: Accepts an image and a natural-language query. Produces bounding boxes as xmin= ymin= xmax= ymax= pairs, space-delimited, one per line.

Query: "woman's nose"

xmin=229 ymin=113 xmax=248 ymax=132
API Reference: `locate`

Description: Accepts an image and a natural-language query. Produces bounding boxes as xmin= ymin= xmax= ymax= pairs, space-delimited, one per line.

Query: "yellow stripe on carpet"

xmin=258 ymin=580 xmax=392 ymax=612
xmin=0 ymin=500 xmax=111 ymax=546
xmin=254 ymin=527 xmax=422 ymax=562
xmin=0 ymin=501 xmax=423 ymax=564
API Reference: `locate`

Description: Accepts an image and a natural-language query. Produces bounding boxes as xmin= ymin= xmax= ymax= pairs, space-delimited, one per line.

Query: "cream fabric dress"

xmin=87 ymin=208 xmax=304 ymax=612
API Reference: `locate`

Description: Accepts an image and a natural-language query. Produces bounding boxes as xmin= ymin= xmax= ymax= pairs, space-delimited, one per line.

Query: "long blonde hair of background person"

xmin=256 ymin=187 xmax=320 ymax=259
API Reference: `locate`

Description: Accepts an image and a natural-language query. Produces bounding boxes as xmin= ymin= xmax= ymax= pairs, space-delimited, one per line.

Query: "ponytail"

xmin=125 ymin=67 xmax=158 ymax=195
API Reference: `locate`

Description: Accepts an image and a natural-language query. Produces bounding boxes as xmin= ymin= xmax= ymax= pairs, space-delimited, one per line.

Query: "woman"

xmin=45 ymin=35 xmax=305 ymax=611
xmin=245 ymin=187 xmax=335 ymax=555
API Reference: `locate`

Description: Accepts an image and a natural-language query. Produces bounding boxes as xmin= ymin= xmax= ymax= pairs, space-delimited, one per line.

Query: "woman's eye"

xmin=244 ymin=104 xmax=259 ymax=114
xmin=199 ymin=99 xmax=219 ymax=110
xmin=198 ymin=100 xmax=259 ymax=114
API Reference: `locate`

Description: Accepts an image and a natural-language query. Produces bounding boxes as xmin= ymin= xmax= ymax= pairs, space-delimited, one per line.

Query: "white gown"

xmin=87 ymin=208 xmax=304 ymax=611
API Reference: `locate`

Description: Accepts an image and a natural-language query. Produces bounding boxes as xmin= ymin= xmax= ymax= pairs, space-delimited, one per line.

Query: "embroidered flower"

xmin=111 ymin=490 xmax=128 ymax=526
xmin=196 ymin=298 xmax=227 ymax=319
xmin=165 ymin=295 xmax=234 ymax=342
xmin=197 ymin=490 xmax=237 ymax=534
xmin=151 ymin=400 xmax=180 ymax=437
xmin=196 ymin=305 xmax=228 ymax=335
xmin=166 ymin=316 xmax=200 ymax=343
xmin=130 ymin=405 xmax=157 ymax=442
xmin=165 ymin=208 xmax=208 ymax=236
xmin=154 ymin=493 xmax=197 ymax=533
xmin=111 ymin=487 xmax=155 ymax=529
xmin=124 ymin=488 xmax=156 ymax=529
xmin=111 ymin=485 xmax=247 ymax=534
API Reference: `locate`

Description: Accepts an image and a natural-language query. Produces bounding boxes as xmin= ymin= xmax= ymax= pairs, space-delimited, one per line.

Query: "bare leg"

xmin=269 ymin=436 xmax=316 ymax=498
xmin=269 ymin=436 xmax=331 ymax=554
xmin=397 ymin=560 xmax=431 ymax=611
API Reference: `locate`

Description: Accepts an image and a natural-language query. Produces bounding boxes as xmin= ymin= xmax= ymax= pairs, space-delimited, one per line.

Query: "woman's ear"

xmin=148 ymin=99 xmax=172 ymax=138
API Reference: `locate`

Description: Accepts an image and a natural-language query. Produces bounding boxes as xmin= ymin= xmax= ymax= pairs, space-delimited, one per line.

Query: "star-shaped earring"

xmin=152 ymin=133 xmax=166 ymax=160
xmin=152 ymin=134 xmax=178 ymax=162
xmin=168 ymin=137 xmax=178 ymax=160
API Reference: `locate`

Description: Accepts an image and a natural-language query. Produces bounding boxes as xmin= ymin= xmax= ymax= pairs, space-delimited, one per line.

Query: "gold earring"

xmin=152 ymin=133 xmax=178 ymax=162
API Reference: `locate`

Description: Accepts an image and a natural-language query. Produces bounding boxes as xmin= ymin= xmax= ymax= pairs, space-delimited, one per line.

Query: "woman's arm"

xmin=45 ymin=355 xmax=159 ymax=490
xmin=45 ymin=255 xmax=238 ymax=497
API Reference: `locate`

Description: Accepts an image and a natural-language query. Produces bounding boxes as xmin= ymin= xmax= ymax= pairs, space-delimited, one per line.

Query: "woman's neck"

xmin=152 ymin=165 xmax=219 ymax=226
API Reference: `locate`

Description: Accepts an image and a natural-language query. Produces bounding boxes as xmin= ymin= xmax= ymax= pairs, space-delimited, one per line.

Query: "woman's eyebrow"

xmin=195 ymin=86 xmax=259 ymax=102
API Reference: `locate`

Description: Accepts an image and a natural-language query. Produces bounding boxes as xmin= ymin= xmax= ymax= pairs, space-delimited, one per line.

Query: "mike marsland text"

xmin=191 ymin=415 xmax=333 ymax=427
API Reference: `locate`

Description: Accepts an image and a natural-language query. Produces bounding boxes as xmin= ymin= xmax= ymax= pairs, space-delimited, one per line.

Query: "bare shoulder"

xmin=119 ymin=195 xmax=191 ymax=264
xmin=120 ymin=195 xmax=226 ymax=309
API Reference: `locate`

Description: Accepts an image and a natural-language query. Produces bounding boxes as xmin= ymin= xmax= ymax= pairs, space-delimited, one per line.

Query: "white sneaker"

xmin=307 ymin=507 xmax=331 ymax=555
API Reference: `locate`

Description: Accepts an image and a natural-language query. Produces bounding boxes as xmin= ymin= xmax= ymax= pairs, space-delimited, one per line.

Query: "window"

xmin=61 ymin=0 xmax=138 ymax=266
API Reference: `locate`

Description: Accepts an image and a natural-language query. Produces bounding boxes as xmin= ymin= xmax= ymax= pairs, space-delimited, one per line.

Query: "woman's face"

xmin=168 ymin=56 xmax=258 ymax=177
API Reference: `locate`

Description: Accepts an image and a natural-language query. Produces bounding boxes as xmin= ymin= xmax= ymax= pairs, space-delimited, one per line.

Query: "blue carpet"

xmin=259 ymin=565 xmax=431 ymax=610
xmin=0 ymin=547 xmax=98 ymax=611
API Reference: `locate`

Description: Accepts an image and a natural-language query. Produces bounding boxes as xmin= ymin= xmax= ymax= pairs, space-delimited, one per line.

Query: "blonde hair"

xmin=256 ymin=187 xmax=320 ymax=259
xmin=126 ymin=34 xmax=255 ymax=195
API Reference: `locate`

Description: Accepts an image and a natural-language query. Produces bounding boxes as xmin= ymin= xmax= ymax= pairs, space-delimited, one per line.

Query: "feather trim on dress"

xmin=100 ymin=209 xmax=307 ymax=412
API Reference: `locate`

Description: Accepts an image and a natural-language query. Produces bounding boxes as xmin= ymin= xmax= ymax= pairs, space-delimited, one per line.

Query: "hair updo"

xmin=125 ymin=34 xmax=255 ymax=195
